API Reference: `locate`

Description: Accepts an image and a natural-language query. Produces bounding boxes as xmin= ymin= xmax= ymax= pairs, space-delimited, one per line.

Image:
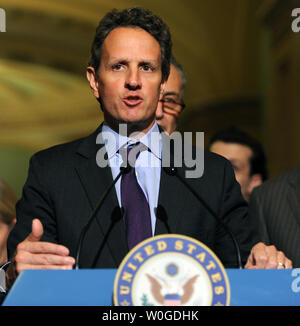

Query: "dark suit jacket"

xmin=249 ymin=167 xmax=300 ymax=267
xmin=0 ymin=292 xmax=5 ymax=305
xmin=8 ymin=125 xmax=259 ymax=268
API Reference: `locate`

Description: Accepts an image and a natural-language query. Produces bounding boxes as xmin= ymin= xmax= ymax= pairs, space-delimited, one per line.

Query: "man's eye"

xmin=141 ymin=65 xmax=153 ymax=72
xmin=164 ymin=97 xmax=176 ymax=104
xmin=112 ymin=64 xmax=123 ymax=71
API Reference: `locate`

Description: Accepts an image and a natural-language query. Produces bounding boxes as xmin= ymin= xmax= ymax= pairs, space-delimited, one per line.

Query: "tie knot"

xmin=120 ymin=142 xmax=148 ymax=167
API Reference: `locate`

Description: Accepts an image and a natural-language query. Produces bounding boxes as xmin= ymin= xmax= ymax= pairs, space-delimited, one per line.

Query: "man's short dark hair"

xmin=209 ymin=126 xmax=268 ymax=181
xmin=88 ymin=7 xmax=172 ymax=82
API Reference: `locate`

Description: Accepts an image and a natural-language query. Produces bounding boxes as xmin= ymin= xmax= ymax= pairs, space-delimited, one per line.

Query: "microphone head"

xmin=163 ymin=167 xmax=177 ymax=176
xmin=120 ymin=165 xmax=132 ymax=174
xmin=111 ymin=206 xmax=124 ymax=223
xmin=155 ymin=205 xmax=168 ymax=222
xmin=155 ymin=205 xmax=171 ymax=234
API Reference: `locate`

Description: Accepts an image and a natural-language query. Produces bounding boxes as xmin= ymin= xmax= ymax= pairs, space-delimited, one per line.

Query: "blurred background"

xmin=0 ymin=0 xmax=300 ymax=197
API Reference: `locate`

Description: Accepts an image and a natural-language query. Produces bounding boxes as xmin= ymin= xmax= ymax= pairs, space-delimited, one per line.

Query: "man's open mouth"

xmin=123 ymin=96 xmax=143 ymax=107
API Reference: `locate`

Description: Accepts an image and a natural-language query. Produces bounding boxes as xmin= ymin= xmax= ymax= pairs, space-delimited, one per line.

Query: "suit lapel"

xmin=155 ymin=167 xmax=186 ymax=235
xmin=74 ymin=126 xmax=128 ymax=267
xmin=155 ymin=131 xmax=187 ymax=235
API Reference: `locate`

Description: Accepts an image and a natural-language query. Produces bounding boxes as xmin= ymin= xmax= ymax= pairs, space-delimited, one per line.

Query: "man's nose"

xmin=156 ymin=100 xmax=164 ymax=119
xmin=125 ymin=68 xmax=141 ymax=90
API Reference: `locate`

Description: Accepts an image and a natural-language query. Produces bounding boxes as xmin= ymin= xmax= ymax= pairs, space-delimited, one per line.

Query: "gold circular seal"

xmin=114 ymin=234 xmax=230 ymax=306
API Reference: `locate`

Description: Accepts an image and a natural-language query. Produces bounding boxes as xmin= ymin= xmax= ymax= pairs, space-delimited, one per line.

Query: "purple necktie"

xmin=121 ymin=143 xmax=152 ymax=250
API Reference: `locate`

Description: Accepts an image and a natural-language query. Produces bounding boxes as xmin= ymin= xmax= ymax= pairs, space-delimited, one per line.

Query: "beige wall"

xmin=0 ymin=147 xmax=33 ymax=197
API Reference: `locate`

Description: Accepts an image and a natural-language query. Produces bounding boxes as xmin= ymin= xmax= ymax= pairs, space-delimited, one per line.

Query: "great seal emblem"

xmin=114 ymin=234 xmax=230 ymax=306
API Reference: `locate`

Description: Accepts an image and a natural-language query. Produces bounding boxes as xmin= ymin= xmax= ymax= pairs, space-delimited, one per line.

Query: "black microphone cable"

xmin=75 ymin=166 xmax=131 ymax=269
xmin=163 ymin=166 xmax=243 ymax=269
xmin=90 ymin=207 xmax=124 ymax=268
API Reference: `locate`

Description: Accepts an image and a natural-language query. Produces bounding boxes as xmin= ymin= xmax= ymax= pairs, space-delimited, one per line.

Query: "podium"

xmin=2 ymin=269 xmax=300 ymax=306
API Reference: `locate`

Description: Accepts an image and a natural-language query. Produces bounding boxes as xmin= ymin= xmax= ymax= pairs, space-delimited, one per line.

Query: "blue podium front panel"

xmin=3 ymin=269 xmax=117 ymax=306
xmin=2 ymin=269 xmax=300 ymax=306
xmin=228 ymin=269 xmax=300 ymax=306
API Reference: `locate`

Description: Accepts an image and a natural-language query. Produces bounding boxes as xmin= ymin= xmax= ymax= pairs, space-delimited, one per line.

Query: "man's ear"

xmin=248 ymin=174 xmax=263 ymax=195
xmin=86 ymin=66 xmax=100 ymax=99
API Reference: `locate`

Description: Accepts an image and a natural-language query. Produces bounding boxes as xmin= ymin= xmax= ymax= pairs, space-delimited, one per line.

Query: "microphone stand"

xmin=163 ymin=167 xmax=243 ymax=269
xmin=75 ymin=166 xmax=130 ymax=269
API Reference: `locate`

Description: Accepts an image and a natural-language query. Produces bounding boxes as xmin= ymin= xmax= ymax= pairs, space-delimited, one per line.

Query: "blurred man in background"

xmin=0 ymin=180 xmax=17 ymax=303
xmin=0 ymin=180 xmax=17 ymax=266
xmin=156 ymin=55 xmax=186 ymax=134
xmin=209 ymin=127 xmax=267 ymax=202
xmin=248 ymin=166 xmax=300 ymax=267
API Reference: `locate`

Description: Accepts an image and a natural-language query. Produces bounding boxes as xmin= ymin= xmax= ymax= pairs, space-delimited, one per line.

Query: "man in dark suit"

xmin=5 ymin=7 xmax=292 ymax=290
xmin=248 ymin=167 xmax=300 ymax=267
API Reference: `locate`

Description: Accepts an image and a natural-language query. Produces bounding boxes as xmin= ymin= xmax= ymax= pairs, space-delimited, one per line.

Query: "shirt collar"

xmin=102 ymin=122 xmax=162 ymax=160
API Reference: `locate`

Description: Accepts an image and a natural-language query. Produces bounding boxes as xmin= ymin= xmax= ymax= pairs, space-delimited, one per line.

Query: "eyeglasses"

xmin=159 ymin=97 xmax=186 ymax=114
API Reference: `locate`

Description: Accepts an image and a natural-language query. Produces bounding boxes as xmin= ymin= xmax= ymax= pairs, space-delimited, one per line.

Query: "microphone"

xmin=75 ymin=166 xmax=131 ymax=269
xmin=163 ymin=167 xmax=243 ymax=269
xmin=155 ymin=205 xmax=172 ymax=234
xmin=90 ymin=206 xmax=124 ymax=268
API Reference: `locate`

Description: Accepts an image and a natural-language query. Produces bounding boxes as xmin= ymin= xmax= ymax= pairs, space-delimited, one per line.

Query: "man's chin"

xmin=122 ymin=119 xmax=155 ymax=135
xmin=105 ymin=116 xmax=155 ymax=136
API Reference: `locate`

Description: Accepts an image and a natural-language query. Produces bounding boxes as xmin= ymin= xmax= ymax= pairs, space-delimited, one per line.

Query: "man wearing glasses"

xmin=156 ymin=56 xmax=186 ymax=134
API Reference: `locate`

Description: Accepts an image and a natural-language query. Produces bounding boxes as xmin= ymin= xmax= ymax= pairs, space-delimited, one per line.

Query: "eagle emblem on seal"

xmin=146 ymin=263 xmax=199 ymax=306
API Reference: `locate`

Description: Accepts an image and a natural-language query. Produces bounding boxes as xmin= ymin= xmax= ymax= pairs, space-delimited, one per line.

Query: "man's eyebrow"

xmin=108 ymin=58 xmax=129 ymax=64
xmin=104 ymin=58 xmax=128 ymax=69
xmin=163 ymin=91 xmax=180 ymax=97
xmin=139 ymin=59 xmax=159 ymax=64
